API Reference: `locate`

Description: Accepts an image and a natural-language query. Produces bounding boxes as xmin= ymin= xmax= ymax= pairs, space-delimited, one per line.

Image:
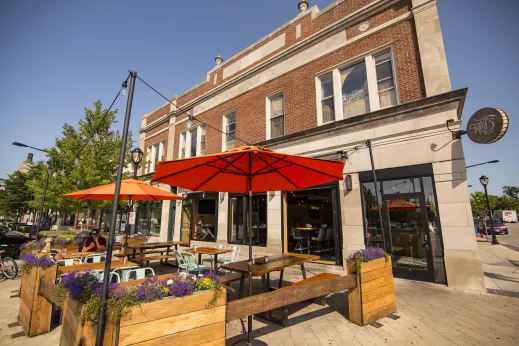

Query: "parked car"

xmin=485 ymin=220 xmax=509 ymax=235
xmin=0 ymin=226 xmax=33 ymax=258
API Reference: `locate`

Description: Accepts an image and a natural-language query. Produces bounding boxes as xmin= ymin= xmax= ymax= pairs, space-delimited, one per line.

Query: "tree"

xmin=503 ymin=186 xmax=519 ymax=199
xmin=470 ymin=192 xmax=497 ymax=218
xmin=27 ymin=101 xmax=134 ymax=223
xmin=0 ymin=171 xmax=35 ymax=220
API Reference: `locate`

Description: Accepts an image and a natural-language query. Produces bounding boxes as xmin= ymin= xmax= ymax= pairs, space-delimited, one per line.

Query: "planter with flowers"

xmin=18 ymin=241 xmax=58 ymax=337
xmin=346 ymin=248 xmax=396 ymax=326
xmin=57 ymin=271 xmax=228 ymax=346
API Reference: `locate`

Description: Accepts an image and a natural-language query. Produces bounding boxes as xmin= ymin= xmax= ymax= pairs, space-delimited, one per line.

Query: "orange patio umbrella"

xmin=151 ymin=145 xmax=345 ymax=344
xmin=63 ymin=178 xmax=183 ymax=201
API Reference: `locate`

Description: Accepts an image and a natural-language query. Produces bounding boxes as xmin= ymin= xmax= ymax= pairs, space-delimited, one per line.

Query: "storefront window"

xmin=189 ymin=198 xmax=218 ymax=242
xmin=100 ymin=209 xmax=126 ymax=234
xmin=228 ymin=194 xmax=267 ymax=246
xmin=136 ymin=201 xmax=162 ymax=237
xmin=423 ymin=177 xmax=446 ymax=284
xmin=286 ymin=187 xmax=339 ymax=263
xmin=362 ymin=182 xmax=383 ymax=248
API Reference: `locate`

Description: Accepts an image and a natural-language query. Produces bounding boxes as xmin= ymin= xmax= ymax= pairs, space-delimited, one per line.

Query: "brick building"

xmin=138 ymin=0 xmax=484 ymax=291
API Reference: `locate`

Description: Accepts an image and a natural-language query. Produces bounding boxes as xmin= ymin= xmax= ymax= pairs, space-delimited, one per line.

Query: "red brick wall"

xmin=170 ymin=17 xmax=425 ymax=159
xmin=145 ymin=104 xmax=169 ymax=126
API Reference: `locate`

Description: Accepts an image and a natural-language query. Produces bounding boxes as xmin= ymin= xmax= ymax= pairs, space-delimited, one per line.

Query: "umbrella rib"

xmin=252 ymin=155 xmax=287 ymax=175
xmin=205 ymin=163 xmax=245 ymax=176
xmin=216 ymin=154 xmax=249 ymax=176
xmin=192 ymin=152 xmax=248 ymax=191
xmin=153 ymin=156 xmax=229 ymax=182
xmin=260 ymin=151 xmax=343 ymax=180
xmin=255 ymin=162 xmax=294 ymax=176
xmin=255 ymin=154 xmax=300 ymax=190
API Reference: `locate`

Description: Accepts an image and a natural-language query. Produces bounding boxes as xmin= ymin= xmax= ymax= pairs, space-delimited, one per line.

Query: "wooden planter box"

xmin=19 ymin=266 xmax=58 ymax=337
xmin=347 ymin=257 xmax=396 ymax=326
xmin=60 ymin=289 xmax=226 ymax=346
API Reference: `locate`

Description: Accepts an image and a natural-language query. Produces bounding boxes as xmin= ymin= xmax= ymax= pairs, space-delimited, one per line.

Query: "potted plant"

xmin=18 ymin=240 xmax=58 ymax=337
xmin=346 ymin=248 xmax=396 ymax=326
xmin=57 ymin=271 xmax=228 ymax=346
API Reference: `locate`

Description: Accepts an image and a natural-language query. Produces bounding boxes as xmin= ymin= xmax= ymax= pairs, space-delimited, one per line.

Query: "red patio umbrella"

xmin=152 ymin=145 xmax=345 ymax=344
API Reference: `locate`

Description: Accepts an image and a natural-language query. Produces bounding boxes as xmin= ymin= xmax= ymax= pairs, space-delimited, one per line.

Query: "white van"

xmin=493 ymin=210 xmax=517 ymax=223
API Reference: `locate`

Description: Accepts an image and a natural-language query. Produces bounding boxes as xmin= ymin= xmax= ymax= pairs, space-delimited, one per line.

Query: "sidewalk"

xmin=477 ymin=241 xmax=519 ymax=293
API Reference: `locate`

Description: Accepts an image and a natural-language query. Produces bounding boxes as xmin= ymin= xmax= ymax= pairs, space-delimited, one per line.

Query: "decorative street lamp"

xmin=131 ymin=147 xmax=144 ymax=179
xmin=479 ymin=175 xmax=498 ymax=245
xmin=466 ymin=160 xmax=499 ymax=169
xmin=12 ymin=142 xmax=49 ymax=240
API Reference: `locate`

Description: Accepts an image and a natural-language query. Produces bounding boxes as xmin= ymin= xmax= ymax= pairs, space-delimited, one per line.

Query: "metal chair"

xmin=84 ymin=254 xmax=107 ymax=263
xmin=325 ymin=228 xmax=334 ymax=252
xmin=56 ymin=258 xmax=82 ymax=266
xmin=182 ymin=252 xmax=210 ymax=277
xmin=111 ymin=266 xmax=140 ymax=282
xmin=92 ymin=270 xmax=120 ymax=283
xmin=311 ymin=226 xmax=327 ymax=254
xmin=123 ymin=267 xmax=155 ymax=282
xmin=291 ymin=228 xmax=307 ymax=253
xmin=202 ymin=244 xmax=226 ymax=267
xmin=174 ymin=250 xmax=188 ymax=273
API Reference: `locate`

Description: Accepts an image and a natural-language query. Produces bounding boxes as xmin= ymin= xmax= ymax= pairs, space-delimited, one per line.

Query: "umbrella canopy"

xmin=151 ymin=145 xmax=345 ymax=345
xmin=151 ymin=145 xmax=345 ymax=192
xmin=63 ymin=179 xmax=183 ymax=201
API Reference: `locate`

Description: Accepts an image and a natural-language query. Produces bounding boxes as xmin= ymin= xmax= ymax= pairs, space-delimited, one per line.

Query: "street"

xmin=480 ymin=222 xmax=519 ymax=250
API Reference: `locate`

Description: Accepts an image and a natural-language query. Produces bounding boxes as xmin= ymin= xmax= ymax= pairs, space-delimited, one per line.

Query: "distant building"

xmin=16 ymin=153 xmax=35 ymax=174
xmin=138 ymin=0 xmax=483 ymax=292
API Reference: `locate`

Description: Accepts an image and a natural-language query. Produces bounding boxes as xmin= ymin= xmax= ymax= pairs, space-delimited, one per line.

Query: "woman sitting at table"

xmin=83 ymin=229 xmax=107 ymax=252
xmin=196 ymin=220 xmax=215 ymax=241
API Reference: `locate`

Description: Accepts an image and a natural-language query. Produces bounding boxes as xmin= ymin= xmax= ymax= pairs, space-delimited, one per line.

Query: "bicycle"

xmin=0 ymin=250 xmax=18 ymax=279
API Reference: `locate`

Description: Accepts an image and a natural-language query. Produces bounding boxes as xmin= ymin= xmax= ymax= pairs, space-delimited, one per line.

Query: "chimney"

xmin=298 ymin=1 xmax=309 ymax=12
xmin=215 ymin=55 xmax=223 ymax=66
xmin=27 ymin=153 xmax=33 ymax=162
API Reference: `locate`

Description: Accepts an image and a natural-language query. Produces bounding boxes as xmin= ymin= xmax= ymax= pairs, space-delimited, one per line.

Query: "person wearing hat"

xmin=83 ymin=229 xmax=107 ymax=252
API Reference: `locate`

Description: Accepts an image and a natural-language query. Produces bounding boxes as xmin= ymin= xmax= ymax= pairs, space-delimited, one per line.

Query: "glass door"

xmin=383 ymin=194 xmax=434 ymax=281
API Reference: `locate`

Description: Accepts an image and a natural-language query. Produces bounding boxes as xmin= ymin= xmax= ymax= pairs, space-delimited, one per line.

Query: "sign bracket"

xmin=446 ymin=119 xmax=467 ymax=140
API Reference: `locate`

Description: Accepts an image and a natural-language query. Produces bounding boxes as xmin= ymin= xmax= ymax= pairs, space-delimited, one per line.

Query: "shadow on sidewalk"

xmin=484 ymin=271 xmax=519 ymax=284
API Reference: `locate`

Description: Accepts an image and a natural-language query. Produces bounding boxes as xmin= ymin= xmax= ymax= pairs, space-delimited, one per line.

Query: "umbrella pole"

xmin=247 ymin=188 xmax=253 ymax=345
xmin=124 ymin=197 xmax=132 ymax=255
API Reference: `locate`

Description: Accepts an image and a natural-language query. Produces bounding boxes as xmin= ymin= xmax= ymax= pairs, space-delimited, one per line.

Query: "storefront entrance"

xmin=180 ymin=192 xmax=219 ymax=245
xmin=361 ymin=165 xmax=446 ymax=284
xmin=283 ymin=183 xmax=342 ymax=265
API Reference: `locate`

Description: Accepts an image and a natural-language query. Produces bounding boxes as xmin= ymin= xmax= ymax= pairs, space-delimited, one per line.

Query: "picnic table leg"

xmin=278 ymin=270 xmax=284 ymax=289
xmin=198 ymin=253 xmax=202 ymax=265
xmin=300 ymin=264 xmax=307 ymax=280
xmin=267 ymin=273 xmax=271 ymax=289
xmin=239 ymin=273 xmax=245 ymax=298
xmin=261 ymin=274 xmax=268 ymax=293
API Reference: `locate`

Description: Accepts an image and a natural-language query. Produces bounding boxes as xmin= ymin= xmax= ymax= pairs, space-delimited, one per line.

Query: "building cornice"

xmin=255 ymin=88 xmax=468 ymax=148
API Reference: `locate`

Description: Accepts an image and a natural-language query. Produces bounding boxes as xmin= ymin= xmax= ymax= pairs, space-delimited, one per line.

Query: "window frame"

xmin=315 ymin=47 xmax=399 ymax=125
xmin=222 ymin=111 xmax=236 ymax=151
xmin=266 ymin=92 xmax=285 ymax=140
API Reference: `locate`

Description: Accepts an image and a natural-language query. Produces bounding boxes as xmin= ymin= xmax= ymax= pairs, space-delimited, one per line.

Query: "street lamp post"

xmin=12 ymin=142 xmax=50 ymax=240
xmin=466 ymin=160 xmax=499 ymax=169
xmin=124 ymin=147 xmax=143 ymax=243
xmin=479 ymin=175 xmax=498 ymax=245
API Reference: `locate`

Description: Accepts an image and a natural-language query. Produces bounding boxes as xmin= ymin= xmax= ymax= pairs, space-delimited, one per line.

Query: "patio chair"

xmin=111 ymin=266 xmax=140 ymax=282
xmin=56 ymin=258 xmax=82 ymax=266
xmin=123 ymin=267 xmax=155 ymax=282
xmin=325 ymin=228 xmax=334 ymax=252
xmin=202 ymin=244 xmax=226 ymax=267
xmin=220 ymin=245 xmax=240 ymax=272
xmin=291 ymin=227 xmax=307 ymax=253
xmin=84 ymin=254 xmax=107 ymax=263
xmin=92 ymin=270 xmax=120 ymax=283
xmin=182 ymin=252 xmax=211 ymax=277
xmin=311 ymin=226 xmax=327 ymax=254
xmin=174 ymin=250 xmax=188 ymax=273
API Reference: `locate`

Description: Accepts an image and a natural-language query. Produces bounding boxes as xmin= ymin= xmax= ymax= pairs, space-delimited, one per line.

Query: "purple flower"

xmin=60 ymin=271 xmax=102 ymax=303
xmin=347 ymin=247 xmax=386 ymax=262
xmin=20 ymin=240 xmax=44 ymax=252
xmin=21 ymin=252 xmax=55 ymax=268
xmin=202 ymin=271 xmax=221 ymax=283
xmin=168 ymin=275 xmax=196 ymax=298
xmin=135 ymin=277 xmax=167 ymax=303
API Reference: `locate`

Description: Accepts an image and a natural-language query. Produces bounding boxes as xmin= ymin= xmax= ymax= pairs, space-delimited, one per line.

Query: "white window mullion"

xmin=196 ymin=127 xmax=202 ymax=156
xmin=158 ymin=142 xmax=164 ymax=162
xmin=265 ymin=97 xmax=271 ymax=139
xmin=186 ymin=130 xmax=192 ymax=158
xmin=332 ymin=68 xmax=343 ymax=121
xmin=315 ymin=76 xmax=323 ymax=126
xmin=150 ymin=145 xmax=157 ymax=172
xmin=365 ymin=55 xmax=379 ymax=111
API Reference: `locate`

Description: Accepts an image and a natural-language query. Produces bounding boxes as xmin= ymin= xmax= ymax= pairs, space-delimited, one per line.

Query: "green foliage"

xmin=26 ymin=101 xmax=134 ymax=214
xmin=470 ymin=192 xmax=519 ymax=218
xmin=0 ymin=171 xmax=35 ymax=219
xmin=39 ymin=230 xmax=77 ymax=240
xmin=503 ymin=186 xmax=519 ymax=199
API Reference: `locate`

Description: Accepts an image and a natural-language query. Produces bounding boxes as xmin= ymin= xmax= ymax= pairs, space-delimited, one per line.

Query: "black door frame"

xmin=382 ymin=191 xmax=434 ymax=282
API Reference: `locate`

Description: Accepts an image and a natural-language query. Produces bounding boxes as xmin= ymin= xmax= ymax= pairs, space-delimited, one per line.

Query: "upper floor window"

xmin=317 ymin=49 xmax=398 ymax=124
xmin=200 ymin=126 xmax=206 ymax=155
xmin=268 ymin=94 xmax=285 ymax=139
xmin=190 ymin=128 xmax=198 ymax=157
xmin=145 ymin=141 xmax=164 ymax=173
xmin=225 ymin=112 xmax=236 ymax=150
xmin=320 ymin=74 xmax=335 ymax=124
xmin=180 ymin=132 xmax=187 ymax=159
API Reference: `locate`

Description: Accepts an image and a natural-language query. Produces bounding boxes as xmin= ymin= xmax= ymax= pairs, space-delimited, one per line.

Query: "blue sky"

xmin=0 ymin=0 xmax=517 ymax=195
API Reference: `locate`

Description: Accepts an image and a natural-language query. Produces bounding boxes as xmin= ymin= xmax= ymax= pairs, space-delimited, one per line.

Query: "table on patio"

xmin=184 ymin=247 xmax=233 ymax=271
xmin=126 ymin=241 xmax=181 ymax=258
xmin=57 ymin=260 xmax=139 ymax=277
xmin=296 ymin=226 xmax=320 ymax=254
xmin=220 ymin=253 xmax=319 ymax=298
xmin=62 ymin=251 xmax=104 ymax=259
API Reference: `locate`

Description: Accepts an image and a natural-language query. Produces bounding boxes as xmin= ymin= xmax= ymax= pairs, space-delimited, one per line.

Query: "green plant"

xmin=347 ymin=248 xmax=388 ymax=273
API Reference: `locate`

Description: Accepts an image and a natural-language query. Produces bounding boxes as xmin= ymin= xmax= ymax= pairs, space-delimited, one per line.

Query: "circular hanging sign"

xmin=467 ymin=108 xmax=509 ymax=144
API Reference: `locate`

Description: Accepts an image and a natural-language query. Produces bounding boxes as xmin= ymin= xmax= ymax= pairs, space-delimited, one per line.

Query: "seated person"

xmin=196 ymin=220 xmax=215 ymax=240
xmin=83 ymin=229 xmax=107 ymax=252
xmin=41 ymin=236 xmax=64 ymax=261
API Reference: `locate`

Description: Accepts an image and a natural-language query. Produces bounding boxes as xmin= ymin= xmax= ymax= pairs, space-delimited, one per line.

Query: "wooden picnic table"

xmin=62 ymin=251 xmax=103 ymax=260
xmin=184 ymin=247 xmax=233 ymax=271
xmin=126 ymin=241 xmax=181 ymax=259
xmin=220 ymin=253 xmax=319 ymax=297
xmin=118 ymin=273 xmax=178 ymax=287
xmin=57 ymin=260 xmax=138 ymax=277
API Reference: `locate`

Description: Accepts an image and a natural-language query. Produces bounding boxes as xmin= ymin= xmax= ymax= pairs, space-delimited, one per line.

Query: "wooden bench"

xmin=132 ymin=255 xmax=177 ymax=267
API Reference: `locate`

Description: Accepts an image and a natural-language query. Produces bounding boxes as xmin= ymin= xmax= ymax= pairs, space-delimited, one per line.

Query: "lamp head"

xmin=488 ymin=160 xmax=499 ymax=164
xmin=131 ymin=147 xmax=144 ymax=165
xmin=479 ymin=175 xmax=489 ymax=187
xmin=121 ymin=80 xmax=128 ymax=96
xmin=12 ymin=142 xmax=27 ymax=147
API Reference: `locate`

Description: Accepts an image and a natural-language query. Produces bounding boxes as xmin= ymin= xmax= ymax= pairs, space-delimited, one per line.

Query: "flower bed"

xmin=58 ymin=271 xmax=227 ymax=346
xmin=346 ymin=248 xmax=396 ymax=326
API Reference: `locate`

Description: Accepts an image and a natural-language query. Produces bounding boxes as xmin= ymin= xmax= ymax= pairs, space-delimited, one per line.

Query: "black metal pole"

xmin=247 ymin=151 xmax=254 ymax=346
xmin=95 ymin=71 xmax=136 ymax=346
xmin=483 ymin=184 xmax=498 ymax=245
xmin=366 ymin=140 xmax=387 ymax=251
xmin=35 ymin=164 xmax=50 ymax=240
